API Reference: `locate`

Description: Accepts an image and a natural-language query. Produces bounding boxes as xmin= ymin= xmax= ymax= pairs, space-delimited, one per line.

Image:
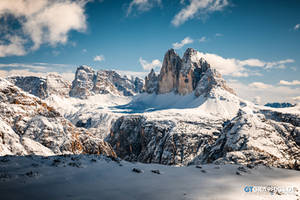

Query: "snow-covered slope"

xmin=1 ymin=155 xmax=299 ymax=200
xmin=0 ymin=78 xmax=116 ymax=157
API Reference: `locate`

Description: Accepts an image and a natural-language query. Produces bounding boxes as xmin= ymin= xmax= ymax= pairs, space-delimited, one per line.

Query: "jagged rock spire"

xmin=144 ymin=48 xmax=235 ymax=96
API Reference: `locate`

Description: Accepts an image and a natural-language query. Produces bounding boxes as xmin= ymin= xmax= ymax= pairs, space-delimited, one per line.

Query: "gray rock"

xmin=145 ymin=48 xmax=235 ymax=97
xmin=7 ymin=73 xmax=71 ymax=99
xmin=132 ymin=168 xmax=143 ymax=173
xmin=70 ymin=65 xmax=144 ymax=98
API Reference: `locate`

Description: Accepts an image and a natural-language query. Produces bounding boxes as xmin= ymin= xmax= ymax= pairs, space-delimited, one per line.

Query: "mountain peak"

xmin=70 ymin=66 xmax=144 ymax=98
xmin=145 ymin=48 xmax=235 ymax=96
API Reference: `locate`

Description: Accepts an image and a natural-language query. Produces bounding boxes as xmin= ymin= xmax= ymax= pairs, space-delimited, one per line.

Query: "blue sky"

xmin=0 ymin=0 xmax=300 ymax=103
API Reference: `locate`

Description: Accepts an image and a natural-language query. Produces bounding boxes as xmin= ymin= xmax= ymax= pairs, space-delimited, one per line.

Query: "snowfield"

xmin=0 ymin=155 xmax=299 ymax=200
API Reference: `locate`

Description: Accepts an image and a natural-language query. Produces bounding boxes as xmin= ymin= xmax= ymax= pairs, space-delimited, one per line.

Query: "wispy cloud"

xmin=0 ymin=62 xmax=72 ymax=75
xmin=279 ymin=80 xmax=300 ymax=86
xmin=215 ymin=33 xmax=223 ymax=37
xmin=171 ymin=0 xmax=230 ymax=26
xmin=228 ymin=79 xmax=300 ymax=104
xmin=126 ymin=0 xmax=161 ymax=16
xmin=94 ymin=55 xmax=105 ymax=62
xmin=0 ymin=0 xmax=88 ymax=57
xmin=139 ymin=57 xmax=162 ymax=70
xmin=264 ymin=59 xmax=294 ymax=69
xmin=195 ymin=51 xmax=295 ymax=77
xmin=293 ymin=96 xmax=300 ymax=102
xmin=198 ymin=36 xmax=206 ymax=42
xmin=0 ymin=62 xmax=75 ymax=81
xmin=294 ymin=24 xmax=300 ymax=30
xmin=249 ymin=82 xmax=272 ymax=89
xmin=114 ymin=70 xmax=149 ymax=79
xmin=172 ymin=37 xmax=194 ymax=49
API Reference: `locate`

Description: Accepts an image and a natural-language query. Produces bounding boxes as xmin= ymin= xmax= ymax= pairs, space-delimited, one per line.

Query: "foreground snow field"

xmin=0 ymin=155 xmax=299 ymax=200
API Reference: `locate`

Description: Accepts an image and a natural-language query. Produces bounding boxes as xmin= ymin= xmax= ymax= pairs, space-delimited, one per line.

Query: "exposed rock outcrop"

xmin=0 ymin=78 xmax=116 ymax=157
xmin=107 ymin=108 xmax=300 ymax=169
xmin=145 ymin=69 xmax=158 ymax=93
xmin=197 ymin=109 xmax=300 ymax=170
xmin=70 ymin=65 xmax=144 ymax=98
xmin=145 ymin=48 xmax=235 ymax=97
xmin=107 ymin=115 xmax=223 ymax=165
xmin=8 ymin=73 xmax=71 ymax=99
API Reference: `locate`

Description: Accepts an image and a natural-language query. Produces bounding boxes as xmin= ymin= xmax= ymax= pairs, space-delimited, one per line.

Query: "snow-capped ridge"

xmin=70 ymin=65 xmax=144 ymax=98
xmin=7 ymin=73 xmax=71 ymax=99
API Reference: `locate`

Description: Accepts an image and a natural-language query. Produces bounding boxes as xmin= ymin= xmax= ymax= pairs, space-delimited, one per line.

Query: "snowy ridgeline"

xmin=1 ymin=48 xmax=300 ymax=171
xmin=0 ymin=155 xmax=300 ymax=200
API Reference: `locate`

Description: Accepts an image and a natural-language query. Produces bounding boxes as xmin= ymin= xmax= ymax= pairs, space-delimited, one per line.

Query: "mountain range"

xmin=1 ymin=48 xmax=299 ymax=170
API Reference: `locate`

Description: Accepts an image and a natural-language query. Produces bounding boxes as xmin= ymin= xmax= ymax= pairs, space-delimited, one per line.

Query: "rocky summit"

xmin=69 ymin=65 xmax=144 ymax=98
xmin=145 ymin=48 xmax=235 ymax=96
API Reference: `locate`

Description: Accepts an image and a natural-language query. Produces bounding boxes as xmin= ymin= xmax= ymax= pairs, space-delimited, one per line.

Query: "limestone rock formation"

xmin=8 ymin=73 xmax=71 ymax=99
xmin=107 ymin=107 xmax=300 ymax=169
xmin=145 ymin=69 xmax=158 ymax=93
xmin=70 ymin=65 xmax=144 ymax=98
xmin=145 ymin=48 xmax=235 ymax=97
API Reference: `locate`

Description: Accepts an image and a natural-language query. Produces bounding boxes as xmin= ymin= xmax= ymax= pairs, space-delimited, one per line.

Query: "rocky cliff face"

xmin=107 ymin=107 xmax=300 ymax=169
xmin=107 ymin=115 xmax=223 ymax=165
xmin=144 ymin=69 xmax=158 ymax=93
xmin=0 ymin=78 xmax=116 ymax=157
xmin=70 ymin=65 xmax=144 ymax=98
xmin=145 ymin=48 xmax=235 ymax=96
xmin=8 ymin=73 xmax=71 ymax=99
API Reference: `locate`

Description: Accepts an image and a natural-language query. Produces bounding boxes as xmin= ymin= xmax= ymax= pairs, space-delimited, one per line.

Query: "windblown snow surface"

xmin=0 ymin=155 xmax=299 ymax=200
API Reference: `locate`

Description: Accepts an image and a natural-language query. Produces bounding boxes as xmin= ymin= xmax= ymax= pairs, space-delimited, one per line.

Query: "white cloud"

xmin=0 ymin=69 xmax=46 ymax=78
xmin=215 ymin=33 xmax=223 ymax=37
xmin=294 ymin=24 xmax=300 ymax=30
xmin=291 ymin=67 xmax=297 ymax=71
xmin=172 ymin=37 xmax=194 ymax=49
xmin=139 ymin=57 xmax=162 ymax=71
xmin=0 ymin=69 xmax=74 ymax=81
xmin=52 ymin=50 xmax=60 ymax=56
xmin=196 ymin=51 xmax=295 ymax=77
xmin=82 ymin=49 xmax=87 ymax=53
xmin=94 ymin=55 xmax=105 ymax=62
xmin=171 ymin=0 xmax=229 ymax=26
xmin=0 ymin=0 xmax=87 ymax=57
xmin=264 ymin=59 xmax=294 ymax=69
xmin=227 ymin=79 xmax=300 ymax=104
xmin=180 ymin=0 xmax=186 ymax=4
xmin=115 ymin=70 xmax=149 ymax=79
xmin=127 ymin=0 xmax=161 ymax=16
xmin=249 ymin=82 xmax=272 ymax=89
xmin=279 ymin=80 xmax=300 ymax=86
xmin=198 ymin=36 xmax=206 ymax=42
xmin=293 ymin=96 xmax=300 ymax=102
xmin=239 ymin=59 xmax=266 ymax=67
xmin=0 ymin=62 xmax=73 ymax=72
xmin=0 ymin=35 xmax=27 ymax=57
